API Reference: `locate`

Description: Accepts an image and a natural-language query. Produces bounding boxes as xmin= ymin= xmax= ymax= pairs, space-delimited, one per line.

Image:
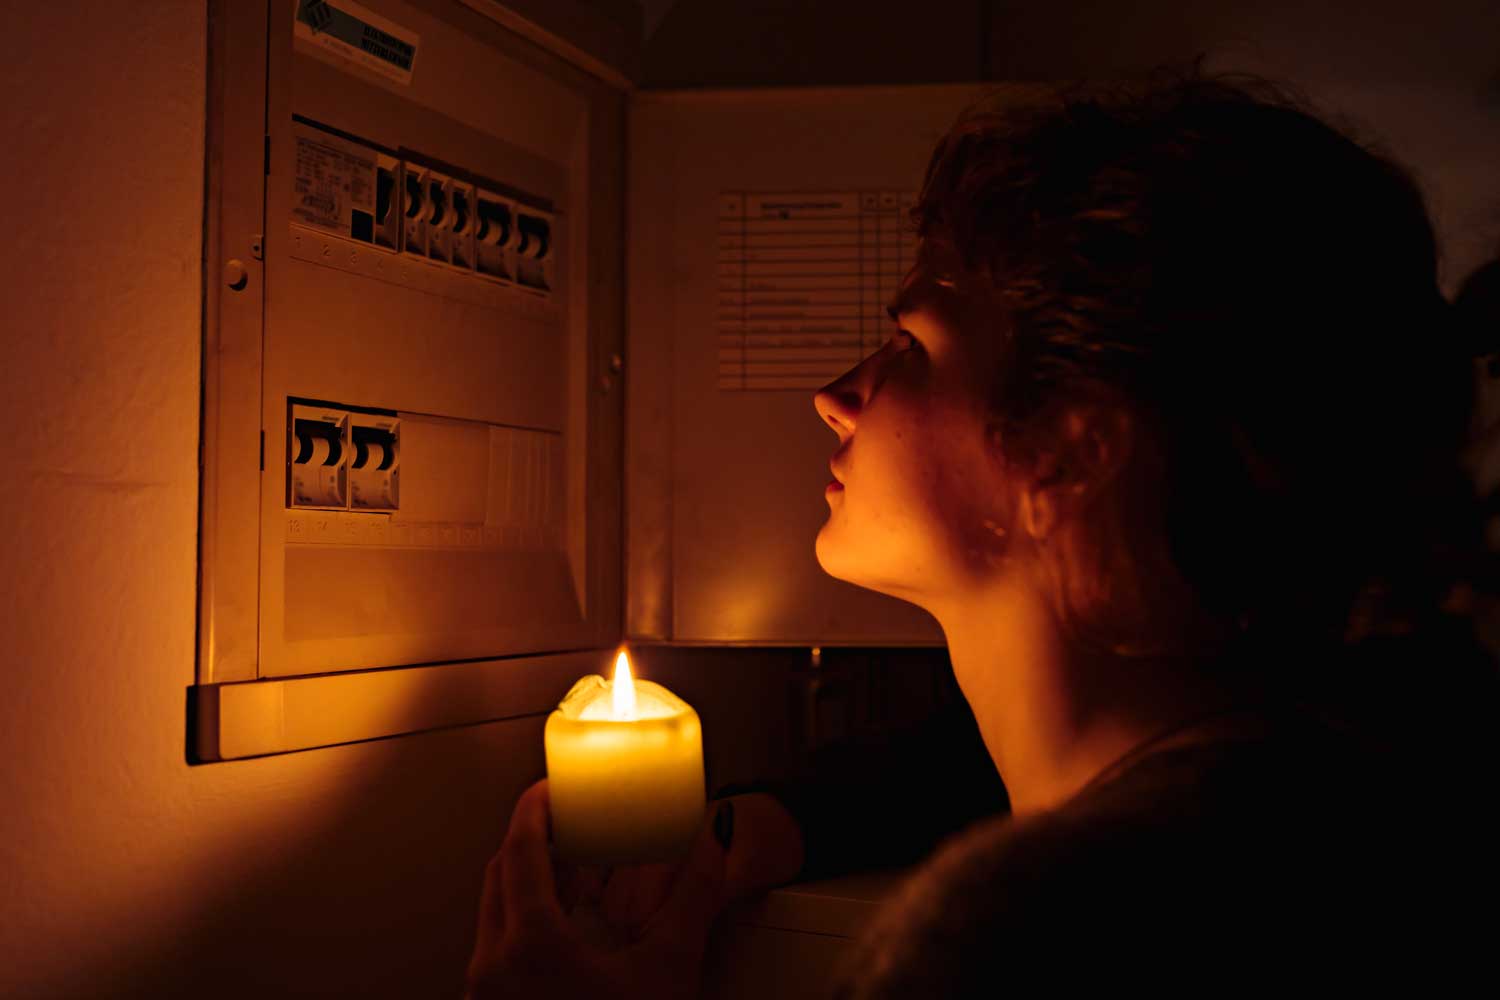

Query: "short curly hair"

xmin=912 ymin=72 xmax=1475 ymax=657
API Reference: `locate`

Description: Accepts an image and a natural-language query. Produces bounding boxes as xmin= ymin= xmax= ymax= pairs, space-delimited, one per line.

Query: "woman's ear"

xmin=1017 ymin=400 xmax=1134 ymax=542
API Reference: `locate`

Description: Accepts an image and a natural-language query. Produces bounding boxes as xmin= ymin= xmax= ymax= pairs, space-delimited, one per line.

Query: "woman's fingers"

xmin=649 ymin=802 xmax=731 ymax=948
xmin=559 ymin=862 xmax=612 ymax=912
xmin=475 ymin=832 xmax=509 ymax=941
xmin=601 ymin=861 xmax=678 ymax=932
xmin=470 ymin=778 xmax=562 ymax=993
xmin=632 ymin=864 xmax=680 ymax=927
xmin=499 ymin=779 xmax=566 ymax=933
xmin=471 ymin=794 xmax=731 ymax=1000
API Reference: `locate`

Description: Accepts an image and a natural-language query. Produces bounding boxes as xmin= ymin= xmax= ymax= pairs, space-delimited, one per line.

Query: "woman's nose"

xmin=814 ymin=365 xmax=863 ymax=439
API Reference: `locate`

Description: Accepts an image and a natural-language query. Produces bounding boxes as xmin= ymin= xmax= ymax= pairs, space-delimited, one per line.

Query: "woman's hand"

xmin=465 ymin=779 xmax=731 ymax=1000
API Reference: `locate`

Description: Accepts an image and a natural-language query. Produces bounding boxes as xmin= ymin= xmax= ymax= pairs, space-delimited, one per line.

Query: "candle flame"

xmin=612 ymin=649 xmax=637 ymax=720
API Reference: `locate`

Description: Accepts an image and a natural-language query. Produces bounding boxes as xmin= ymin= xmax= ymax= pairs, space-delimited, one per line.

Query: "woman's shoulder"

xmin=835 ymin=708 xmax=1495 ymax=996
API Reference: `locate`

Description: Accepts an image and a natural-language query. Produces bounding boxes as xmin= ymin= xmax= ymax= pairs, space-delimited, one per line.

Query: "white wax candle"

xmin=544 ymin=651 xmax=706 ymax=864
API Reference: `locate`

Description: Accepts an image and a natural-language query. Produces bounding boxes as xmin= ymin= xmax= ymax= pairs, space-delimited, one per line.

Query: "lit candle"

xmin=544 ymin=650 xmax=706 ymax=864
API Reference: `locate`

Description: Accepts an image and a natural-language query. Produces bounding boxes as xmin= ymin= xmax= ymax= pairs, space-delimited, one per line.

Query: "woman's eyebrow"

xmin=887 ymin=266 xmax=951 ymax=322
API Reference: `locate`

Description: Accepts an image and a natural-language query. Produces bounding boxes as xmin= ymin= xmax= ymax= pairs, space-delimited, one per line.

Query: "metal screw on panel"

xmin=224 ymin=259 xmax=248 ymax=291
xmin=609 ymin=353 xmax=624 ymax=374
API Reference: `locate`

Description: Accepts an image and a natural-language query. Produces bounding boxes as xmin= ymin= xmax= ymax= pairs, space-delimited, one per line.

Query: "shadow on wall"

xmin=644 ymin=0 xmax=1500 ymax=291
xmin=108 ymin=708 xmax=547 ymax=998
xmin=643 ymin=0 xmax=1500 ymax=89
xmin=644 ymin=0 xmax=990 ymax=87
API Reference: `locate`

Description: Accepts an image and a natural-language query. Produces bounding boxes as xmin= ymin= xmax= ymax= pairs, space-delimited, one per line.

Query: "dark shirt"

xmin=831 ymin=704 xmax=1497 ymax=995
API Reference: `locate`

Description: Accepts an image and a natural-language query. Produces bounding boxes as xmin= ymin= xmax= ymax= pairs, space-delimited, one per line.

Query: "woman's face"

xmin=813 ymin=268 xmax=1014 ymax=607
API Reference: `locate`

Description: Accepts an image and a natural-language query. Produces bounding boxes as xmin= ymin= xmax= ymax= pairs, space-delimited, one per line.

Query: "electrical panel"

xmin=198 ymin=0 xmax=624 ymax=733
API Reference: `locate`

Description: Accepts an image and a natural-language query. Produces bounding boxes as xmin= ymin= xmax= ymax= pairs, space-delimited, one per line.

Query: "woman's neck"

xmin=934 ymin=573 xmax=1247 ymax=817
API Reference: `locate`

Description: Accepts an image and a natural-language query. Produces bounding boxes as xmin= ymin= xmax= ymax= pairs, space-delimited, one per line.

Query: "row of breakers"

xmin=288 ymin=402 xmax=400 ymax=512
xmin=291 ymin=119 xmax=556 ymax=294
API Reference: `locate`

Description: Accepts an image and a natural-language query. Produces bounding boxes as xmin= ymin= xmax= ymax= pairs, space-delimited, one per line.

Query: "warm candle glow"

xmin=612 ymin=649 xmax=637 ymax=721
xmin=545 ymin=653 xmax=706 ymax=864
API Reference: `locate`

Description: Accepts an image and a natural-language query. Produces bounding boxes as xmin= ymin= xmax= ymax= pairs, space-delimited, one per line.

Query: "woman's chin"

xmin=813 ymin=524 xmax=842 ymax=577
xmin=813 ymin=523 xmax=860 ymax=584
xmin=815 ymin=527 xmax=906 ymax=600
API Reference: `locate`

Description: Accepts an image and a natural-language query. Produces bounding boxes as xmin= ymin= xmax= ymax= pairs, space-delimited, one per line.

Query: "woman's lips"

xmin=827 ymin=460 xmax=845 ymax=494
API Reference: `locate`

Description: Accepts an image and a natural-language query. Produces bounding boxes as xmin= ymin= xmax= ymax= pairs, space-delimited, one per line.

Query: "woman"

xmin=466 ymin=74 xmax=1494 ymax=997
